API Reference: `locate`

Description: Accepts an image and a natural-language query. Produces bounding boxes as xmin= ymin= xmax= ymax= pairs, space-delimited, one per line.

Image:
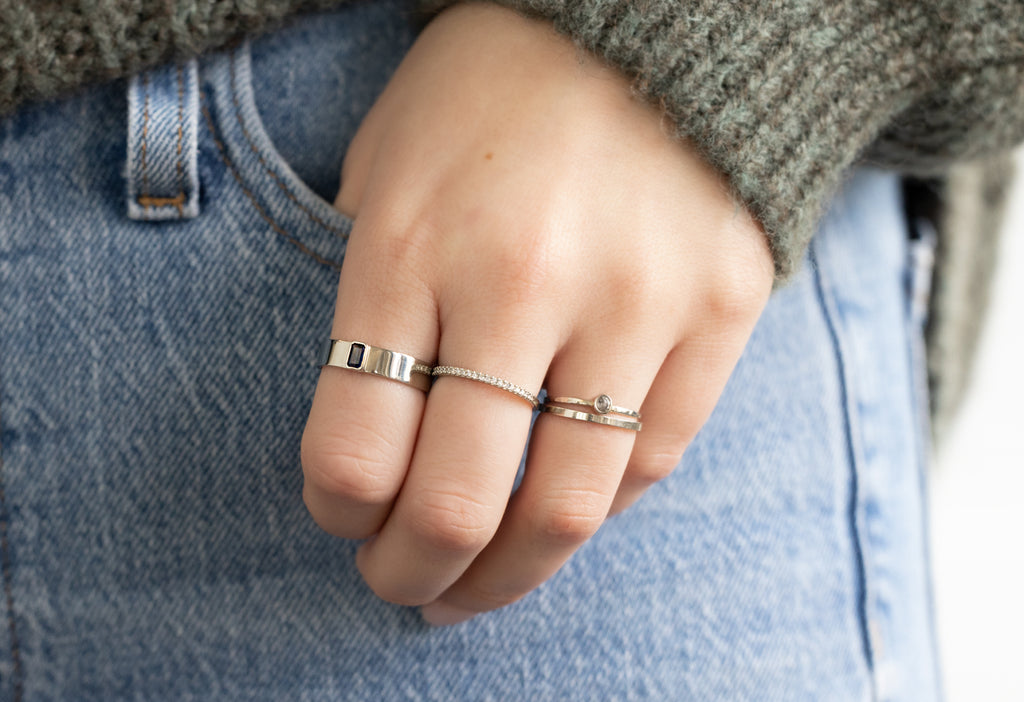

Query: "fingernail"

xmin=420 ymin=601 xmax=477 ymax=627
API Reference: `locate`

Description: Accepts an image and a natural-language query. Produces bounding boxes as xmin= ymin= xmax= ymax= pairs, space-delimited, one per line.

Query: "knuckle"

xmin=300 ymin=428 xmax=401 ymax=505
xmin=486 ymin=263 xmax=550 ymax=309
xmin=360 ymin=575 xmax=429 ymax=607
xmin=458 ymin=584 xmax=520 ymax=613
xmin=531 ymin=490 xmax=609 ymax=546
xmin=300 ymin=484 xmax=376 ymax=540
xmin=592 ymin=261 xmax=670 ymax=329
xmin=702 ymin=260 xmax=772 ymax=328
xmin=360 ymin=217 xmax=438 ymax=288
xmin=697 ymin=287 xmax=753 ymax=331
xmin=370 ymin=226 xmax=427 ymax=271
xmin=409 ymin=489 xmax=497 ymax=554
xmin=468 ymin=225 xmax=563 ymax=306
xmin=628 ymin=445 xmax=685 ymax=485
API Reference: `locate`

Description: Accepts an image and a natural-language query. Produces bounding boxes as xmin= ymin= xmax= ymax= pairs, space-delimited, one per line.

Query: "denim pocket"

xmin=199 ymin=46 xmax=354 ymax=272
xmin=197 ymin=2 xmax=418 ymax=274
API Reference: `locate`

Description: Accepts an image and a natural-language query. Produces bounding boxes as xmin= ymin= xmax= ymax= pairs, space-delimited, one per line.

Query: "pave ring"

xmin=545 ymin=394 xmax=641 ymax=419
xmin=319 ymin=340 xmax=433 ymax=391
xmin=432 ymin=366 xmax=539 ymax=409
xmin=540 ymin=405 xmax=642 ymax=432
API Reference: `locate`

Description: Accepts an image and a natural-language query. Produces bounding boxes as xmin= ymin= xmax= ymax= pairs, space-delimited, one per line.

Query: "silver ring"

xmin=432 ymin=366 xmax=539 ymax=409
xmin=545 ymin=394 xmax=641 ymax=419
xmin=319 ymin=339 xmax=433 ymax=391
xmin=541 ymin=405 xmax=642 ymax=432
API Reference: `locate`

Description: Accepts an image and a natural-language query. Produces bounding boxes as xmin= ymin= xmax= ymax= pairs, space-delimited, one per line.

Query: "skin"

xmin=300 ymin=2 xmax=774 ymax=626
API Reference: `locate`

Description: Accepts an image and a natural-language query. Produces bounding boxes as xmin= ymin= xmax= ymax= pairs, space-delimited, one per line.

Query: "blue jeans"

xmin=0 ymin=1 xmax=940 ymax=699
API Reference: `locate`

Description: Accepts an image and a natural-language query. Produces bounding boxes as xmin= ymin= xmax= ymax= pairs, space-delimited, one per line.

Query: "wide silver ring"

xmin=541 ymin=405 xmax=642 ymax=432
xmin=432 ymin=365 xmax=539 ymax=409
xmin=319 ymin=339 xmax=433 ymax=391
xmin=545 ymin=394 xmax=641 ymax=419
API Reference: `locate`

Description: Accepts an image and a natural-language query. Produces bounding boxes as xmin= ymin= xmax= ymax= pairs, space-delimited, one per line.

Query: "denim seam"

xmin=0 ymin=394 xmax=24 ymax=702
xmin=175 ymin=63 xmax=185 ymax=200
xmin=228 ymin=49 xmax=349 ymax=238
xmin=809 ymin=241 xmax=879 ymax=702
xmin=140 ymin=71 xmax=151 ymax=201
xmin=200 ymin=97 xmax=343 ymax=271
xmin=904 ymin=233 xmax=946 ymax=701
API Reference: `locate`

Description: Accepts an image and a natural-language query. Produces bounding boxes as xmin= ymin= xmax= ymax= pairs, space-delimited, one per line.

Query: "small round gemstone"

xmin=594 ymin=394 xmax=613 ymax=413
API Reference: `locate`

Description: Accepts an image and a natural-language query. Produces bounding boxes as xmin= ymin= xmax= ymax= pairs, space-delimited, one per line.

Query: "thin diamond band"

xmin=432 ymin=366 xmax=539 ymax=409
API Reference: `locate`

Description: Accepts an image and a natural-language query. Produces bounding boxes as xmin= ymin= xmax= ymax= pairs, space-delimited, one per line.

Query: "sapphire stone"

xmin=347 ymin=343 xmax=365 ymax=368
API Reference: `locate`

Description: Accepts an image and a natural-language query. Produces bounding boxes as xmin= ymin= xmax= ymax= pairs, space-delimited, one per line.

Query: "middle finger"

xmin=354 ymin=311 xmax=555 ymax=606
xmin=421 ymin=330 xmax=668 ymax=622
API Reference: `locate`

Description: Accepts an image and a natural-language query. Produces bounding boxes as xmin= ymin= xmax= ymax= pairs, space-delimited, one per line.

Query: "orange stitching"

xmin=201 ymin=99 xmax=342 ymax=271
xmin=175 ymin=63 xmax=186 ymax=200
xmin=140 ymin=72 xmax=151 ymax=200
xmin=137 ymin=193 xmax=186 ymax=216
xmin=228 ymin=50 xmax=349 ymax=238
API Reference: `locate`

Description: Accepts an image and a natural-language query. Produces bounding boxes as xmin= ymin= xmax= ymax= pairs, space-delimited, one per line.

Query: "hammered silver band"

xmin=432 ymin=366 xmax=539 ymax=409
xmin=320 ymin=339 xmax=433 ymax=391
xmin=541 ymin=404 xmax=642 ymax=432
xmin=545 ymin=394 xmax=641 ymax=419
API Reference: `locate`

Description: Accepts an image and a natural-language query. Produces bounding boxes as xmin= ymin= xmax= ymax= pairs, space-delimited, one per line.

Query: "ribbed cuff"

xmin=420 ymin=0 xmax=934 ymax=280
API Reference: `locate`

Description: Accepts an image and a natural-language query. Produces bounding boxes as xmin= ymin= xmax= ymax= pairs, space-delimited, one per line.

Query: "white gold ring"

xmin=432 ymin=365 xmax=539 ymax=409
xmin=319 ymin=339 xmax=433 ymax=391
xmin=545 ymin=394 xmax=641 ymax=419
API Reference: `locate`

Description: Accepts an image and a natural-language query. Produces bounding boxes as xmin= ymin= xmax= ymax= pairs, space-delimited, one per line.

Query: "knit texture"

xmin=4 ymin=0 xmax=1023 ymax=278
xmin=420 ymin=0 xmax=1024 ymax=280
xmin=927 ymin=154 xmax=1015 ymax=439
xmin=0 ymin=1 xmax=347 ymax=114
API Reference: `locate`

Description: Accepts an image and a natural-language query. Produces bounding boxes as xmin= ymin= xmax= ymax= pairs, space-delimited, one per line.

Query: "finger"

xmin=300 ymin=208 xmax=439 ymax=540
xmin=420 ymin=331 xmax=666 ymax=624
xmin=354 ymin=310 xmax=555 ymax=606
xmin=609 ymin=331 xmax=751 ymax=517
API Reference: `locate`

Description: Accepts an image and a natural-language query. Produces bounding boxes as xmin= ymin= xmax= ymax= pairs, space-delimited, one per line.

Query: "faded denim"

xmin=126 ymin=59 xmax=202 ymax=221
xmin=0 ymin=1 xmax=939 ymax=699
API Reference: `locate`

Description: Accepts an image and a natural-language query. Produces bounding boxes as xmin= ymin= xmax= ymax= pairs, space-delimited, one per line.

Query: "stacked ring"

xmin=545 ymin=394 xmax=641 ymax=419
xmin=541 ymin=394 xmax=642 ymax=431
xmin=316 ymin=340 xmax=637 ymax=432
xmin=319 ymin=339 xmax=433 ymax=391
xmin=432 ymin=365 xmax=539 ymax=409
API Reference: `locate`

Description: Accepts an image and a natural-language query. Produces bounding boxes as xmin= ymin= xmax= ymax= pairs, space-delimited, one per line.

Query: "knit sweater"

xmin=1 ymin=0 xmax=1022 ymax=433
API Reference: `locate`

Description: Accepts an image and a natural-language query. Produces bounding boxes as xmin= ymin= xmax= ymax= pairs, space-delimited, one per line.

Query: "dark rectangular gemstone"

xmin=347 ymin=343 xmax=365 ymax=368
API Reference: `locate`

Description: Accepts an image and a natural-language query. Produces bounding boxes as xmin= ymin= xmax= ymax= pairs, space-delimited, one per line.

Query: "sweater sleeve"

xmin=419 ymin=0 xmax=1024 ymax=280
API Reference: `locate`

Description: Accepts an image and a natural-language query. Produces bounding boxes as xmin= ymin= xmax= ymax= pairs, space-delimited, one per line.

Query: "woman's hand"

xmin=301 ymin=2 xmax=773 ymax=625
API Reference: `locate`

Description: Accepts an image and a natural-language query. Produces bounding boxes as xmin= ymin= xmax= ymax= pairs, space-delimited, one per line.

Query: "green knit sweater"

xmin=1 ymin=0 xmax=1022 ymax=432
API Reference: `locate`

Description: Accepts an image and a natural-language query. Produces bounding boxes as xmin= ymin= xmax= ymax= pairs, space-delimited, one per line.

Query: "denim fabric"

xmin=0 ymin=1 xmax=939 ymax=699
xmin=127 ymin=59 xmax=202 ymax=221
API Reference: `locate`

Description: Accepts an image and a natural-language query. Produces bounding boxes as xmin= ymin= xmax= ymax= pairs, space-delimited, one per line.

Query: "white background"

xmin=932 ymin=148 xmax=1024 ymax=701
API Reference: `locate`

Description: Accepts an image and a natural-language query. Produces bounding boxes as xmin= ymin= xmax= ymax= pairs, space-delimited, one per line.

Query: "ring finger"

xmin=420 ymin=330 xmax=668 ymax=624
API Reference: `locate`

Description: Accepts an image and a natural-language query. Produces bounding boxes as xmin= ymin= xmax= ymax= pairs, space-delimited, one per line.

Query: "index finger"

xmin=300 ymin=213 xmax=438 ymax=539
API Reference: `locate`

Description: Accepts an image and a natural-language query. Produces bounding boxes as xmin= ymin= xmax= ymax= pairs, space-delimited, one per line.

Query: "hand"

xmin=301 ymin=2 xmax=773 ymax=625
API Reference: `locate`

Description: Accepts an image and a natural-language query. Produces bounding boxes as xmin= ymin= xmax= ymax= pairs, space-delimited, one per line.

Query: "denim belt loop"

xmin=126 ymin=59 xmax=201 ymax=220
